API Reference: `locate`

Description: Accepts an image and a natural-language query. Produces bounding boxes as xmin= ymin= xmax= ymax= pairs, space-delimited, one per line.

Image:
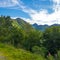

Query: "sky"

xmin=0 ymin=0 xmax=60 ymax=25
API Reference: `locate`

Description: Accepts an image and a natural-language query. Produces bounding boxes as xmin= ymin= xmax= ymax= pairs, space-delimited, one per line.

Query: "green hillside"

xmin=0 ymin=16 xmax=60 ymax=60
xmin=16 ymin=18 xmax=34 ymax=32
xmin=0 ymin=43 xmax=45 ymax=60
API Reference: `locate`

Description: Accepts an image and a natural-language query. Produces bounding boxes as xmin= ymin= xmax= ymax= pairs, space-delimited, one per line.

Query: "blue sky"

xmin=0 ymin=0 xmax=60 ymax=25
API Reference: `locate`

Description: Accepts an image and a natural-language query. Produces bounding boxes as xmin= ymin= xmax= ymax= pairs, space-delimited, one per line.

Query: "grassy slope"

xmin=0 ymin=43 xmax=46 ymax=60
xmin=16 ymin=18 xmax=34 ymax=32
xmin=12 ymin=19 xmax=34 ymax=33
xmin=0 ymin=18 xmax=60 ymax=60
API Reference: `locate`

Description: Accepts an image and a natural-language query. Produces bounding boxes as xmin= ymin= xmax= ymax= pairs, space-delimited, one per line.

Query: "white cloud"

xmin=53 ymin=0 xmax=60 ymax=4
xmin=53 ymin=0 xmax=60 ymax=11
xmin=0 ymin=0 xmax=60 ymax=25
xmin=12 ymin=0 xmax=60 ymax=25
xmin=0 ymin=0 xmax=19 ymax=7
xmin=22 ymin=0 xmax=60 ymax=25
xmin=26 ymin=11 xmax=60 ymax=25
xmin=0 ymin=0 xmax=36 ymax=14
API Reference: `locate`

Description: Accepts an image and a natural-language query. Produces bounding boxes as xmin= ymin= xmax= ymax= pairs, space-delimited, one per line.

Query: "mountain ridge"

xmin=32 ymin=23 xmax=60 ymax=31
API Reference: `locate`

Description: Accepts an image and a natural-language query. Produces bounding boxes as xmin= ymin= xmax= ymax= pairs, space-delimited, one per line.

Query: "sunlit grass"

xmin=0 ymin=43 xmax=46 ymax=60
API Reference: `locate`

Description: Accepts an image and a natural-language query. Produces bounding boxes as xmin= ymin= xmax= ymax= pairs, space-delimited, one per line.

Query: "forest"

xmin=0 ymin=16 xmax=60 ymax=60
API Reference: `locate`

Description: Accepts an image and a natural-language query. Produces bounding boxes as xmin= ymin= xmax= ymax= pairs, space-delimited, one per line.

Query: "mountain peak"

xmin=32 ymin=23 xmax=60 ymax=31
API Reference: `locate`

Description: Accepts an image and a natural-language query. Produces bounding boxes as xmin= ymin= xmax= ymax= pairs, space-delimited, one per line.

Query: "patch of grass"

xmin=0 ymin=43 xmax=46 ymax=60
xmin=0 ymin=43 xmax=60 ymax=60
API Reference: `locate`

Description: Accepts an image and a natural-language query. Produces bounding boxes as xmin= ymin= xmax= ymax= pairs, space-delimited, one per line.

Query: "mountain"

xmin=32 ymin=23 xmax=60 ymax=31
xmin=0 ymin=16 xmax=60 ymax=60
xmin=51 ymin=24 xmax=60 ymax=26
xmin=12 ymin=18 xmax=60 ymax=31
xmin=12 ymin=18 xmax=34 ymax=32
xmin=32 ymin=23 xmax=49 ymax=31
xmin=16 ymin=18 xmax=34 ymax=31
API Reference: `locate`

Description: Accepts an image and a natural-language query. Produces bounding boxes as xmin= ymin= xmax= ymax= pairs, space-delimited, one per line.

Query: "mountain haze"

xmin=32 ymin=23 xmax=60 ymax=31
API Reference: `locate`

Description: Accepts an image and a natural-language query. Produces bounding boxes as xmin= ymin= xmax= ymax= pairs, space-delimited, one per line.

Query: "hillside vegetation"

xmin=0 ymin=16 xmax=60 ymax=60
xmin=0 ymin=43 xmax=46 ymax=60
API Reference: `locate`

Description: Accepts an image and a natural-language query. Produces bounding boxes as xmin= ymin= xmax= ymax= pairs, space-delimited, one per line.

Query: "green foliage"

xmin=0 ymin=16 xmax=60 ymax=60
xmin=0 ymin=16 xmax=25 ymax=48
xmin=0 ymin=43 xmax=45 ymax=60
xmin=16 ymin=18 xmax=34 ymax=32
xmin=43 ymin=26 xmax=60 ymax=50
xmin=22 ymin=30 xmax=43 ymax=51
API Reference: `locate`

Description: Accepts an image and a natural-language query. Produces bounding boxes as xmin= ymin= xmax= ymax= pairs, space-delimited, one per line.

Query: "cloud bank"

xmin=0 ymin=0 xmax=60 ymax=25
xmin=25 ymin=0 xmax=60 ymax=25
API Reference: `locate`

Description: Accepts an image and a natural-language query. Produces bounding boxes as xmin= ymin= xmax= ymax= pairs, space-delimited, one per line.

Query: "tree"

xmin=23 ymin=30 xmax=43 ymax=51
xmin=43 ymin=26 xmax=60 ymax=58
xmin=10 ymin=27 xmax=25 ymax=48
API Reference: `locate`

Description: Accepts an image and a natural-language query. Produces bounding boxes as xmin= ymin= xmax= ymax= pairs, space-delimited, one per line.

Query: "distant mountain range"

xmin=13 ymin=18 xmax=60 ymax=31
xmin=32 ymin=23 xmax=60 ymax=31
